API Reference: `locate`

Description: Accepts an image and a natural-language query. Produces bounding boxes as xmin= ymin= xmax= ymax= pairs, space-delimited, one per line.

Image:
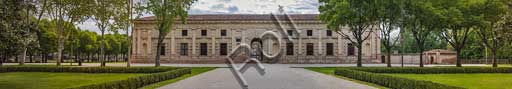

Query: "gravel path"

xmin=157 ymin=64 xmax=376 ymax=89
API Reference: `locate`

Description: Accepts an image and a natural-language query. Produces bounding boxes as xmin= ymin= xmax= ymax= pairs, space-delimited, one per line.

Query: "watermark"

xmin=225 ymin=6 xmax=302 ymax=89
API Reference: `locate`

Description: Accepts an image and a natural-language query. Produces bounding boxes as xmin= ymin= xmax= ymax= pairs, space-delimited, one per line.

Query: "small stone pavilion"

xmin=424 ymin=49 xmax=457 ymax=64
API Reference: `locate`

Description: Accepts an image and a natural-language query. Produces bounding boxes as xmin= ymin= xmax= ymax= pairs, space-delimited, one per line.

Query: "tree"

xmin=476 ymin=0 xmax=508 ymax=67
xmin=0 ymin=0 xmax=37 ymax=66
xmin=45 ymin=0 xmax=93 ymax=66
xmin=402 ymin=0 xmax=444 ymax=67
xmin=439 ymin=0 xmax=482 ymax=67
xmin=91 ymin=0 xmax=128 ymax=67
xmin=37 ymin=19 xmax=58 ymax=63
xmin=319 ymin=0 xmax=378 ymax=67
xmin=139 ymin=0 xmax=196 ymax=67
xmin=376 ymin=0 xmax=402 ymax=67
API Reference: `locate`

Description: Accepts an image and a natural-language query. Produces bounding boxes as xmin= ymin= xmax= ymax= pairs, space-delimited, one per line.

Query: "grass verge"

xmin=141 ymin=67 xmax=216 ymax=89
xmin=304 ymin=67 xmax=388 ymax=89
xmin=0 ymin=72 xmax=145 ymax=89
xmin=384 ymin=73 xmax=512 ymax=89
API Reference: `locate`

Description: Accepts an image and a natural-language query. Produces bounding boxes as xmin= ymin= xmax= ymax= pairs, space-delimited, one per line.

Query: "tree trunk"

xmin=357 ymin=44 xmax=362 ymax=67
xmin=20 ymin=48 xmax=27 ymax=65
xmin=155 ymin=35 xmax=164 ymax=67
xmin=40 ymin=53 xmax=44 ymax=63
xmin=42 ymin=53 xmax=45 ymax=63
xmin=57 ymin=47 xmax=62 ymax=66
xmin=386 ymin=52 xmax=391 ymax=67
xmin=29 ymin=51 xmax=33 ymax=63
xmin=78 ymin=53 xmax=82 ymax=66
xmin=492 ymin=51 xmax=497 ymax=67
xmin=57 ymin=18 xmax=63 ymax=66
xmin=456 ymin=49 xmax=462 ymax=67
xmin=15 ymin=55 xmax=18 ymax=63
xmin=100 ymin=30 xmax=105 ymax=67
xmin=0 ymin=54 xmax=3 ymax=66
xmin=419 ymin=47 xmax=424 ymax=67
xmin=87 ymin=54 xmax=91 ymax=62
xmin=74 ymin=52 xmax=78 ymax=63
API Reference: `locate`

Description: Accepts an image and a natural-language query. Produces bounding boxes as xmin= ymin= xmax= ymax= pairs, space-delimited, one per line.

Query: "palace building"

xmin=130 ymin=14 xmax=381 ymax=64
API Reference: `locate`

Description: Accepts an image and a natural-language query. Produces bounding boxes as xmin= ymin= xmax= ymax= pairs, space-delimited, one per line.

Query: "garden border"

xmin=0 ymin=66 xmax=191 ymax=89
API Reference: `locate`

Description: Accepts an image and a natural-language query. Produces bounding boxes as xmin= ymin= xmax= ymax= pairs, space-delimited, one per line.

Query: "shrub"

xmin=349 ymin=67 xmax=512 ymax=74
xmin=335 ymin=68 xmax=463 ymax=89
xmin=0 ymin=66 xmax=178 ymax=73
xmin=69 ymin=68 xmax=192 ymax=89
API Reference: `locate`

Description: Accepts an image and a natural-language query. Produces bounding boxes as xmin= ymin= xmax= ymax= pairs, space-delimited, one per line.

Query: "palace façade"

xmin=130 ymin=14 xmax=381 ymax=64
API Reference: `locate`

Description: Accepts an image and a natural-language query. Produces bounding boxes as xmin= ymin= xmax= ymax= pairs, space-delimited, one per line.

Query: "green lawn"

xmin=304 ymin=67 xmax=388 ymax=89
xmin=0 ymin=72 xmax=145 ymax=89
xmin=141 ymin=67 xmax=216 ymax=89
xmin=384 ymin=73 xmax=512 ymax=89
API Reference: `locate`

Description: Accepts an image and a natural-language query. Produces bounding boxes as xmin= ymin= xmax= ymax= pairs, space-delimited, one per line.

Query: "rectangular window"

xmin=220 ymin=43 xmax=228 ymax=55
xmin=180 ymin=43 xmax=188 ymax=56
xmin=306 ymin=43 xmax=314 ymax=55
xmin=200 ymin=43 xmax=208 ymax=56
xmin=348 ymin=43 xmax=355 ymax=56
xmin=286 ymin=43 xmax=294 ymax=55
xmin=326 ymin=30 xmax=332 ymax=36
xmin=326 ymin=43 xmax=333 ymax=55
xmin=201 ymin=30 xmax=207 ymax=36
xmin=307 ymin=30 xmax=313 ymax=36
xmin=182 ymin=30 xmax=188 ymax=36
xmin=160 ymin=43 xmax=166 ymax=55
xmin=221 ymin=30 xmax=227 ymax=36
xmin=287 ymin=30 xmax=293 ymax=36
xmin=235 ymin=38 xmax=241 ymax=42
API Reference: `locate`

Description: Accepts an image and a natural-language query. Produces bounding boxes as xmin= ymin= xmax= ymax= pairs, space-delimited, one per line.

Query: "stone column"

xmin=134 ymin=29 xmax=139 ymax=55
xmin=231 ymin=29 xmax=236 ymax=50
xmin=192 ymin=29 xmax=196 ymax=56
xmin=147 ymin=29 xmax=152 ymax=55
xmin=298 ymin=29 xmax=303 ymax=55
xmin=170 ymin=29 xmax=176 ymax=56
xmin=317 ymin=29 xmax=322 ymax=56
xmin=337 ymin=30 xmax=343 ymax=55
xmin=211 ymin=29 xmax=217 ymax=56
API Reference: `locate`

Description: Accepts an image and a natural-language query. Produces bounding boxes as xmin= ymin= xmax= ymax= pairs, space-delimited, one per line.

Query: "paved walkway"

xmin=158 ymin=64 xmax=376 ymax=89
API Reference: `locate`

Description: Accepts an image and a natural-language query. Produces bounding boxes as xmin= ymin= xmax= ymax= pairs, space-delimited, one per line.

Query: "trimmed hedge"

xmin=0 ymin=66 xmax=178 ymax=73
xmin=69 ymin=68 xmax=191 ymax=89
xmin=335 ymin=68 xmax=463 ymax=89
xmin=349 ymin=67 xmax=512 ymax=74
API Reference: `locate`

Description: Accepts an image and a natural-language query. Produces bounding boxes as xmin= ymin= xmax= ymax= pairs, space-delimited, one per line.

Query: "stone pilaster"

xmin=192 ymin=29 xmax=196 ymax=56
xmin=211 ymin=29 xmax=217 ymax=55
xmin=171 ymin=29 xmax=176 ymax=56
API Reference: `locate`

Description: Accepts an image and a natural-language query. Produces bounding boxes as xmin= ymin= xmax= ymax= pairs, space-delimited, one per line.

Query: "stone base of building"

xmin=130 ymin=55 xmax=381 ymax=64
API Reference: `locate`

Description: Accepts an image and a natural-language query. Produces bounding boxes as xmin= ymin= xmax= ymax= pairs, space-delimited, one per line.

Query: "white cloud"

xmin=78 ymin=0 xmax=320 ymax=34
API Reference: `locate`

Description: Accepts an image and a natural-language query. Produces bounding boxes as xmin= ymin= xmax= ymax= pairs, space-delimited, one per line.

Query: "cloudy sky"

xmin=77 ymin=0 xmax=320 ymax=34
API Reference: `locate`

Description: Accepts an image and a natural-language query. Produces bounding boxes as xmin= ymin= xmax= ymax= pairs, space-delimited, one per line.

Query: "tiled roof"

xmin=135 ymin=14 xmax=319 ymax=21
